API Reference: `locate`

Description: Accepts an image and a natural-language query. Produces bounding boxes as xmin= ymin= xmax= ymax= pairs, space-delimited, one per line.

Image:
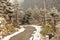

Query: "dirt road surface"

xmin=10 ymin=26 xmax=36 ymax=40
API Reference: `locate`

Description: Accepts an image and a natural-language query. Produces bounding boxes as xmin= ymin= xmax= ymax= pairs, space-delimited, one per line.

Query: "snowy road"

xmin=29 ymin=25 xmax=42 ymax=40
xmin=2 ymin=25 xmax=42 ymax=40
xmin=2 ymin=26 xmax=25 ymax=40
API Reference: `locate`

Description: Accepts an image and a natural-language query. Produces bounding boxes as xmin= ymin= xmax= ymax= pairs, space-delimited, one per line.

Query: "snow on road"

xmin=29 ymin=25 xmax=42 ymax=40
xmin=2 ymin=26 xmax=25 ymax=40
xmin=2 ymin=25 xmax=42 ymax=40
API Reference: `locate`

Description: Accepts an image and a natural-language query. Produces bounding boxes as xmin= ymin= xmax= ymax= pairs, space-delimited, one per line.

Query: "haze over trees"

xmin=21 ymin=0 xmax=60 ymax=11
xmin=0 ymin=0 xmax=60 ymax=40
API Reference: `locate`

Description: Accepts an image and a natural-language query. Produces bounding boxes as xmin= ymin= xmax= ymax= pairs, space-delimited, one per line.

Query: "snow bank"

xmin=2 ymin=25 xmax=42 ymax=40
xmin=29 ymin=25 xmax=42 ymax=40
xmin=2 ymin=26 xmax=25 ymax=40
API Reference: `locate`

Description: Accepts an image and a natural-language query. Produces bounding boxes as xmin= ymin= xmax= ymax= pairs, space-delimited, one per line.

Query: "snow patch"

xmin=29 ymin=25 xmax=42 ymax=40
xmin=2 ymin=26 xmax=25 ymax=40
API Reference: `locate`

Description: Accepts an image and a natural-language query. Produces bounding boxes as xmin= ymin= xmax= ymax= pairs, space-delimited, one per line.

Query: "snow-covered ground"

xmin=2 ymin=26 xmax=25 ymax=40
xmin=2 ymin=25 xmax=42 ymax=40
xmin=29 ymin=25 xmax=42 ymax=40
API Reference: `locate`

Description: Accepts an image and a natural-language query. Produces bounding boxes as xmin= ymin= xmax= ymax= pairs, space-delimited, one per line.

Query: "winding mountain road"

xmin=10 ymin=25 xmax=36 ymax=40
xmin=3 ymin=25 xmax=42 ymax=40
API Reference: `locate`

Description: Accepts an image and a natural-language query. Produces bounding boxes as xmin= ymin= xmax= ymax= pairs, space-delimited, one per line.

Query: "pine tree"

xmin=0 ymin=0 xmax=18 ymax=38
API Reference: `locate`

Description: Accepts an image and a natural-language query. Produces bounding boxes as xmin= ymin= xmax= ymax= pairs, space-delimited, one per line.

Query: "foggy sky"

xmin=21 ymin=0 xmax=60 ymax=11
xmin=9 ymin=0 xmax=60 ymax=11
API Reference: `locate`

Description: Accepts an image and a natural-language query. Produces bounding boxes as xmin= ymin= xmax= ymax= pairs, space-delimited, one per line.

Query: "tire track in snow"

xmin=29 ymin=25 xmax=42 ymax=40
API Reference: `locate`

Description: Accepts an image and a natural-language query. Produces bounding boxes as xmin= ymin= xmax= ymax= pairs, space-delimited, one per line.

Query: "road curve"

xmin=10 ymin=25 xmax=36 ymax=40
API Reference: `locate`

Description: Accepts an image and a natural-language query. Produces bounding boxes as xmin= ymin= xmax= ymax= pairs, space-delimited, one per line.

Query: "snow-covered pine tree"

xmin=0 ymin=0 xmax=19 ymax=39
xmin=0 ymin=0 xmax=14 ymax=23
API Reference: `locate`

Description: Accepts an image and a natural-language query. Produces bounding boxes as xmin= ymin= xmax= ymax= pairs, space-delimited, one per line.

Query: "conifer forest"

xmin=0 ymin=0 xmax=60 ymax=40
